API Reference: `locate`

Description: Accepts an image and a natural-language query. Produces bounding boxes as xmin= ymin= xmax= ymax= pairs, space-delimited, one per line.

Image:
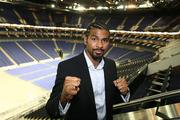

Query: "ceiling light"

xmin=127 ymin=4 xmax=137 ymax=9
xmin=51 ymin=4 xmax=55 ymax=8
xmin=74 ymin=6 xmax=86 ymax=11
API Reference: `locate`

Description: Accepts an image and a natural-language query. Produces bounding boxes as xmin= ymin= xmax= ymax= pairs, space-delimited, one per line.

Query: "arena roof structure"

xmin=1 ymin=0 xmax=180 ymax=11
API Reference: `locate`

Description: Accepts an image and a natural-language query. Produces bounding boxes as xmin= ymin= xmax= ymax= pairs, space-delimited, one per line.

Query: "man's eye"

xmin=103 ymin=39 xmax=109 ymax=42
xmin=91 ymin=38 xmax=96 ymax=41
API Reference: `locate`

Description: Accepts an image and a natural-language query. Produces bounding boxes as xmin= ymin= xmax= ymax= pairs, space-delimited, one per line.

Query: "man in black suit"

xmin=46 ymin=22 xmax=130 ymax=120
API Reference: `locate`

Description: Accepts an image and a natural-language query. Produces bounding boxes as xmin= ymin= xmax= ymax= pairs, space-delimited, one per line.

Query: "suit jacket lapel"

xmin=77 ymin=53 xmax=113 ymax=119
xmin=78 ymin=53 xmax=96 ymax=107
xmin=104 ymin=59 xmax=113 ymax=117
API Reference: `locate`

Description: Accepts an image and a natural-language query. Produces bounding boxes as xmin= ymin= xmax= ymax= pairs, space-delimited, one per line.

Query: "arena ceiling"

xmin=23 ymin=0 xmax=180 ymax=10
xmin=1 ymin=0 xmax=179 ymax=12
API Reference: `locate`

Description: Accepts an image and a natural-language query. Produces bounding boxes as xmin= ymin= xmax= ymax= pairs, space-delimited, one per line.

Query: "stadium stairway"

xmin=141 ymin=66 xmax=172 ymax=109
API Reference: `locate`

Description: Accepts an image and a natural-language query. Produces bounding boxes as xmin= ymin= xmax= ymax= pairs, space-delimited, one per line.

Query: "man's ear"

xmin=84 ymin=35 xmax=87 ymax=45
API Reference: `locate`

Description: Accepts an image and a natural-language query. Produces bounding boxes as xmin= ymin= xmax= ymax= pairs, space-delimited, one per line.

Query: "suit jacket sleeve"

xmin=45 ymin=62 xmax=65 ymax=118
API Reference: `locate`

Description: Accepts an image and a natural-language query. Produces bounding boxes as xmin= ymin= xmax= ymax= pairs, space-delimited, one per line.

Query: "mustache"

xmin=93 ymin=49 xmax=104 ymax=52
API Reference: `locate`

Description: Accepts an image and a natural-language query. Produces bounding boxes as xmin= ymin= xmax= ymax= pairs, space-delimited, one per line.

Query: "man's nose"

xmin=97 ymin=40 xmax=103 ymax=48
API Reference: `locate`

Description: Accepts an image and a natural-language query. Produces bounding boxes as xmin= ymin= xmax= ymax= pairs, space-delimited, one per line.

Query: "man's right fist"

xmin=60 ymin=76 xmax=81 ymax=103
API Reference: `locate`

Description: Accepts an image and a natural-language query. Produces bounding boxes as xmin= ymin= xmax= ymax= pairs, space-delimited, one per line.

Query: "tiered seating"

xmin=123 ymin=15 xmax=141 ymax=31
xmin=18 ymin=41 xmax=50 ymax=61
xmin=107 ymin=15 xmax=125 ymax=30
xmin=0 ymin=40 xmax=82 ymax=67
xmin=121 ymin=51 xmax=152 ymax=61
xmin=0 ymin=39 xmax=157 ymax=68
xmin=112 ymin=32 xmax=170 ymax=49
xmin=163 ymin=16 xmax=180 ymax=32
xmin=117 ymin=52 xmax=154 ymax=78
xmin=0 ymin=42 xmax=34 ymax=64
xmin=95 ymin=15 xmax=109 ymax=25
xmin=52 ymin=13 xmax=66 ymax=27
xmin=34 ymin=41 xmax=58 ymax=58
xmin=106 ymin=47 xmax=130 ymax=60
xmin=73 ymin=43 xmax=84 ymax=56
xmin=15 ymin=8 xmax=35 ymax=25
xmin=137 ymin=14 xmax=159 ymax=31
xmin=0 ymin=2 xmax=179 ymax=32
xmin=56 ymin=41 xmax=74 ymax=54
xmin=66 ymin=15 xmax=81 ymax=27
xmin=35 ymin=11 xmax=51 ymax=26
xmin=0 ymin=50 xmax=13 ymax=67
xmin=0 ymin=4 xmax=20 ymax=24
xmin=154 ymin=16 xmax=172 ymax=28
xmin=81 ymin=15 xmax=94 ymax=28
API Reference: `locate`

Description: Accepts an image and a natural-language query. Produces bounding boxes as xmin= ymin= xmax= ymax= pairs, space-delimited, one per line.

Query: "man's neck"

xmin=85 ymin=50 xmax=101 ymax=68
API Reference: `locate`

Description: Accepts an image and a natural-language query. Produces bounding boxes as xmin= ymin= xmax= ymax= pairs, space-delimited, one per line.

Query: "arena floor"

xmin=0 ymin=59 xmax=61 ymax=119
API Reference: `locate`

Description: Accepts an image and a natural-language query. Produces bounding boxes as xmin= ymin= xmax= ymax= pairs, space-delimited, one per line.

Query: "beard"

xmin=92 ymin=49 xmax=105 ymax=61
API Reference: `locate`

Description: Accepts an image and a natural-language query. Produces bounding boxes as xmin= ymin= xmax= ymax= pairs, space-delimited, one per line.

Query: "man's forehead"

xmin=89 ymin=28 xmax=110 ymax=36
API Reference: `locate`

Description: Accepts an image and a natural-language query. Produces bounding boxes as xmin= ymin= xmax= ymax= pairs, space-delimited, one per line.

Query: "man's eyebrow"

xmin=103 ymin=37 xmax=109 ymax=40
xmin=89 ymin=34 xmax=98 ymax=37
xmin=102 ymin=37 xmax=109 ymax=41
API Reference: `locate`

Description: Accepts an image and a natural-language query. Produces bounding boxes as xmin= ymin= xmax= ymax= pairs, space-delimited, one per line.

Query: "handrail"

xmin=113 ymin=89 xmax=180 ymax=110
xmin=127 ymin=63 xmax=148 ymax=84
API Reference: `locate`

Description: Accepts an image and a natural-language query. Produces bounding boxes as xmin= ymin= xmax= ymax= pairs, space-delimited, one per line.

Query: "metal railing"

xmin=113 ymin=89 xmax=180 ymax=109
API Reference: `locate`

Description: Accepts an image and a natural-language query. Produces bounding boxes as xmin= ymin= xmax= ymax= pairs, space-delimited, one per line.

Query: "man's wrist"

xmin=60 ymin=92 xmax=73 ymax=103
xmin=120 ymin=87 xmax=130 ymax=95
xmin=60 ymin=92 xmax=67 ymax=103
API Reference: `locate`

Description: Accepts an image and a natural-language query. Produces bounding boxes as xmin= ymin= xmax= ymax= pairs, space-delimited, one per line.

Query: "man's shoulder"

xmin=104 ymin=57 xmax=115 ymax=64
xmin=103 ymin=57 xmax=117 ymax=69
xmin=59 ymin=53 xmax=83 ymax=65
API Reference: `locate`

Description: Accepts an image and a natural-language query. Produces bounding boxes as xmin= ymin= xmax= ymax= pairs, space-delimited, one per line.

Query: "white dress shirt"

xmin=84 ymin=50 xmax=106 ymax=120
xmin=59 ymin=50 xmax=130 ymax=120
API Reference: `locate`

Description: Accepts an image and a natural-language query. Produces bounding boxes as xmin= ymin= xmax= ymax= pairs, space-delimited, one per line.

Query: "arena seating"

xmin=0 ymin=39 xmax=156 ymax=68
xmin=18 ymin=41 xmax=50 ymax=61
xmin=34 ymin=41 xmax=58 ymax=58
xmin=0 ymin=50 xmax=13 ymax=67
xmin=0 ymin=41 xmax=34 ymax=64
xmin=0 ymin=3 xmax=179 ymax=32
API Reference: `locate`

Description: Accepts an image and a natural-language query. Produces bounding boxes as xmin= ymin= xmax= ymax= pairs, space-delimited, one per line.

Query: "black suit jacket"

xmin=46 ymin=53 xmax=123 ymax=120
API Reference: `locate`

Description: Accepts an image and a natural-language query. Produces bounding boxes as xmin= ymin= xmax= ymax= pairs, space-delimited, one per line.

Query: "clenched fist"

xmin=113 ymin=76 xmax=129 ymax=95
xmin=60 ymin=76 xmax=81 ymax=103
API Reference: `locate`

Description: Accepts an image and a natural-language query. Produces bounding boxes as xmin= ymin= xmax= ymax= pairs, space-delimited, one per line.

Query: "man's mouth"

xmin=94 ymin=49 xmax=104 ymax=55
